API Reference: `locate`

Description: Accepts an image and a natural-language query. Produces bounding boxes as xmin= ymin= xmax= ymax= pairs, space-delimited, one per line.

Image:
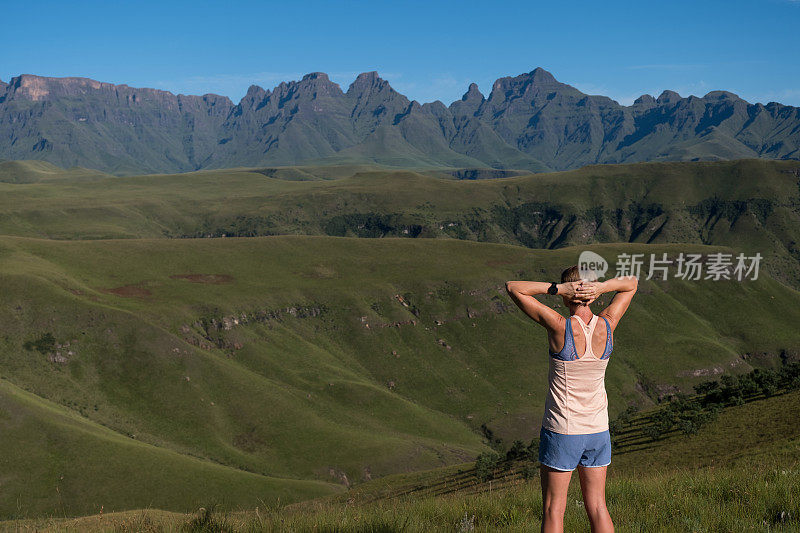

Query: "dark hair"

xmin=561 ymin=265 xmax=581 ymax=283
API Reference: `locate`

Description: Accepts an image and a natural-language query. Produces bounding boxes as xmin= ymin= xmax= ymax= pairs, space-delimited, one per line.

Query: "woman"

xmin=505 ymin=266 xmax=638 ymax=533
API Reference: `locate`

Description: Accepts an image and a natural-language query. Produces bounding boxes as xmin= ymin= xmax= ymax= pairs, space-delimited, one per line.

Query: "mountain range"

xmin=1 ymin=68 xmax=799 ymax=175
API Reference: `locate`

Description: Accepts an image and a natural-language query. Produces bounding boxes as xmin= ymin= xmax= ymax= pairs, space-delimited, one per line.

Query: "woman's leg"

xmin=540 ymin=464 xmax=573 ymax=533
xmin=576 ymin=465 xmax=614 ymax=532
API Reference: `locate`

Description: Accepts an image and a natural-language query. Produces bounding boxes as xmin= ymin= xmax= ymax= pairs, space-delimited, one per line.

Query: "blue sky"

xmin=2 ymin=0 xmax=799 ymax=106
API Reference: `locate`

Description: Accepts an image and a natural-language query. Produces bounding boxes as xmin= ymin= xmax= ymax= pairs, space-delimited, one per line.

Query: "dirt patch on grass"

xmin=101 ymin=285 xmax=152 ymax=298
xmin=170 ymin=274 xmax=234 ymax=284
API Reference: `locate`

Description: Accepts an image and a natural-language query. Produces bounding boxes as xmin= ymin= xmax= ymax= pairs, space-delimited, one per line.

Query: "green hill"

xmin=0 ymin=157 xmax=799 ymax=522
xmin=6 ymin=389 xmax=798 ymax=531
xmin=0 ymin=159 xmax=799 ymax=287
xmin=0 ymin=160 xmax=108 ymax=184
xmin=0 ymin=378 xmax=338 ymax=518
xmin=0 ymin=234 xmax=798 ymax=517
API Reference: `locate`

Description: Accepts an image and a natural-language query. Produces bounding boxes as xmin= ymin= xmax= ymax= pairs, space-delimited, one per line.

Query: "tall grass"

xmin=7 ymin=460 xmax=796 ymax=532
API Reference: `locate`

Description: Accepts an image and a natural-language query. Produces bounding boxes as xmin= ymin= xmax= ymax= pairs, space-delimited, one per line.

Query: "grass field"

xmin=5 ymin=389 xmax=797 ymax=531
xmin=0 ymin=233 xmax=798 ymax=518
xmin=0 ymin=158 xmax=798 ymax=286
xmin=0 ymin=159 xmax=798 ymax=526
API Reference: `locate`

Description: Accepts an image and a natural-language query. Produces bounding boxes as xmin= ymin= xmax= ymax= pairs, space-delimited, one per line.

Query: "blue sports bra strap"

xmin=601 ymin=316 xmax=613 ymax=357
xmin=564 ymin=316 xmax=577 ymax=360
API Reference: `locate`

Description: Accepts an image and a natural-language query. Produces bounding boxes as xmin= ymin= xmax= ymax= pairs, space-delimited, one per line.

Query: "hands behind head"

xmin=562 ymin=280 xmax=600 ymax=305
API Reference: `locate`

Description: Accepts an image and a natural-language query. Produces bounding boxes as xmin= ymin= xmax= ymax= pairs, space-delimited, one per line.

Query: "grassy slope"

xmin=1 ymin=235 xmax=799 ymax=518
xmin=8 ymin=390 xmax=799 ymax=531
xmin=298 ymin=388 xmax=800 ymax=505
xmin=0 ymin=159 xmax=794 ymax=233
xmin=0 ymin=379 xmax=339 ymax=519
xmin=0 ymin=160 xmax=109 ymax=184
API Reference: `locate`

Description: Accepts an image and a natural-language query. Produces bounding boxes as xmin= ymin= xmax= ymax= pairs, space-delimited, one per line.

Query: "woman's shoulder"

xmin=547 ymin=313 xmax=568 ymax=331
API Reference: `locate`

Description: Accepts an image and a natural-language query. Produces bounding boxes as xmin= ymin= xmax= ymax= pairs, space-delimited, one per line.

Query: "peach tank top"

xmin=541 ymin=313 xmax=613 ymax=435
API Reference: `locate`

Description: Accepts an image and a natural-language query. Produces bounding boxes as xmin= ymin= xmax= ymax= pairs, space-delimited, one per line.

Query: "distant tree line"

xmin=323 ymin=212 xmax=425 ymax=238
xmin=617 ymin=360 xmax=800 ymax=442
xmin=172 ymin=215 xmax=277 ymax=238
xmin=158 ymin=200 xmax=753 ymax=248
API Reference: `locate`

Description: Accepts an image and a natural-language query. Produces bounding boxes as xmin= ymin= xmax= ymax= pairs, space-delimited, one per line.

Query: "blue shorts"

xmin=538 ymin=426 xmax=612 ymax=471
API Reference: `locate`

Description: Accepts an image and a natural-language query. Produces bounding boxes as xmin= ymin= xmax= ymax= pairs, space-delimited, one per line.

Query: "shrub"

xmin=520 ymin=463 xmax=538 ymax=480
xmin=644 ymin=426 xmax=662 ymax=442
xmin=651 ymin=410 xmax=675 ymax=434
xmin=23 ymin=332 xmax=56 ymax=354
xmin=679 ymin=419 xmax=698 ymax=435
xmin=505 ymin=440 xmax=529 ymax=461
xmin=526 ymin=438 xmax=539 ymax=459
xmin=475 ymin=452 xmax=501 ymax=482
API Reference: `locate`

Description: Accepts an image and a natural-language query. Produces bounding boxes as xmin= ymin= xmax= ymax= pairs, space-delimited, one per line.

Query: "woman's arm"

xmin=597 ymin=277 xmax=639 ymax=295
xmin=505 ymin=280 xmax=587 ymax=330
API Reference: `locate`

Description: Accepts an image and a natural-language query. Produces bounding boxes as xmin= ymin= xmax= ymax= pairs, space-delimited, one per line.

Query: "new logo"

xmin=578 ymin=251 xmax=608 ymax=281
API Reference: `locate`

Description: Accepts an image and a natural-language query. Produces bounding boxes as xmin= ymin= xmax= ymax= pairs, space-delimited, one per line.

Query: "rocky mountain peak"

xmin=449 ymin=82 xmax=485 ymax=116
xmin=528 ymin=67 xmax=557 ymax=84
xmin=237 ymin=85 xmax=270 ymax=110
xmin=703 ymin=90 xmax=741 ymax=101
xmin=346 ymin=71 xmax=396 ymax=97
xmin=462 ymin=83 xmax=484 ymax=103
xmin=7 ymin=74 xmax=105 ymax=101
xmin=265 ymin=73 xmax=341 ymax=102
xmin=295 ymin=72 xmax=343 ymax=97
xmin=302 ymin=72 xmax=330 ymax=82
xmin=656 ymin=90 xmax=682 ymax=104
xmin=244 ymin=84 xmax=268 ymax=98
xmin=487 ymin=67 xmax=568 ymax=105
xmin=353 ymin=71 xmax=379 ymax=84
xmin=3 ymin=74 xmax=230 ymax=107
xmin=633 ymin=94 xmax=656 ymax=106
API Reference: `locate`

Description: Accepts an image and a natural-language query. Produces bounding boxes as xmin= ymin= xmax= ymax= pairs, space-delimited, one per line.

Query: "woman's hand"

xmin=574 ymin=280 xmax=601 ymax=304
xmin=557 ymin=281 xmax=586 ymax=302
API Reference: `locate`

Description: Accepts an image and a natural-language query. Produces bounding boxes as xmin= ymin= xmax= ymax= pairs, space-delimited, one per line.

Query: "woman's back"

xmin=542 ymin=313 xmax=614 ymax=434
xmin=549 ymin=314 xmax=612 ymax=360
